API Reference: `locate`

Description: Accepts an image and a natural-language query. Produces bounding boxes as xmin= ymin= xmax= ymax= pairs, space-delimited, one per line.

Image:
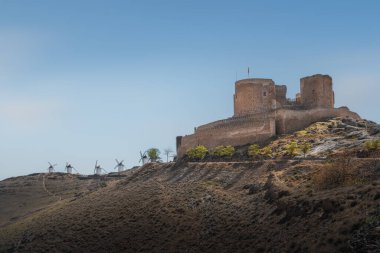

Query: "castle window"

xmin=263 ymin=92 xmax=267 ymax=97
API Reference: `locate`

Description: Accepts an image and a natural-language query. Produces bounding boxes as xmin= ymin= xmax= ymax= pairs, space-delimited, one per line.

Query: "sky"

xmin=0 ymin=0 xmax=379 ymax=179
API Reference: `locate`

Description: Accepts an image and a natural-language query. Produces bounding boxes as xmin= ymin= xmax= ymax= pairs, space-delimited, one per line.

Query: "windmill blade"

xmin=48 ymin=162 xmax=53 ymax=167
xmin=53 ymin=164 xmax=57 ymax=167
xmin=114 ymin=165 xmax=118 ymax=170
xmin=95 ymin=160 xmax=98 ymax=168
xmin=73 ymin=167 xmax=79 ymax=174
xmin=115 ymin=159 xmax=119 ymax=164
xmin=120 ymin=160 xmax=124 ymax=165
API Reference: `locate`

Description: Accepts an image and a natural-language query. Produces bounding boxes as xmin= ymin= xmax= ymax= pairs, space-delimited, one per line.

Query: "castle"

xmin=176 ymin=74 xmax=360 ymax=157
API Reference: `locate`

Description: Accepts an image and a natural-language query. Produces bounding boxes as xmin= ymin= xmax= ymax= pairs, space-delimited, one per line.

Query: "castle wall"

xmin=300 ymin=74 xmax=334 ymax=109
xmin=233 ymin=79 xmax=276 ymax=116
xmin=275 ymin=107 xmax=361 ymax=134
xmin=177 ymin=114 xmax=276 ymax=157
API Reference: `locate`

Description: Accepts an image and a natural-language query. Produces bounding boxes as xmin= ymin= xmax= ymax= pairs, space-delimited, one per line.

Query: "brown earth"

xmin=0 ymin=159 xmax=379 ymax=253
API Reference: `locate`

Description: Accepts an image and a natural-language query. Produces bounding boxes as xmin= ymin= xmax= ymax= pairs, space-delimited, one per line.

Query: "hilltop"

xmin=0 ymin=117 xmax=379 ymax=253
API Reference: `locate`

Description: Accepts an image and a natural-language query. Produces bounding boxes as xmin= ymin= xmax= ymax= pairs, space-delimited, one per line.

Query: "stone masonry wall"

xmin=300 ymin=74 xmax=334 ymax=109
xmin=177 ymin=114 xmax=276 ymax=157
xmin=275 ymin=107 xmax=361 ymax=134
xmin=233 ymin=79 xmax=276 ymax=116
xmin=275 ymin=85 xmax=287 ymax=107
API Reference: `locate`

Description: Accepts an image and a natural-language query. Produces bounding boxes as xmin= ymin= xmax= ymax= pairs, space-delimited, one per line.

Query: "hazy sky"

xmin=1 ymin=0 xmax=379 ymax=179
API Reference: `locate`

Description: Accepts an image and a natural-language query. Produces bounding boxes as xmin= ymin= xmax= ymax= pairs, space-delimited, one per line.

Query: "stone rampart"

xmin=177 ymin=114 xmax=276 ymax=157
xmin=275 ymin=107 xmax=361 ymax=134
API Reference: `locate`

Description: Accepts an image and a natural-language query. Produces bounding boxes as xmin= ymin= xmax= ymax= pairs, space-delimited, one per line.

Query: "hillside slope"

xmin=0 ymin=118 xmax=380 ymax=253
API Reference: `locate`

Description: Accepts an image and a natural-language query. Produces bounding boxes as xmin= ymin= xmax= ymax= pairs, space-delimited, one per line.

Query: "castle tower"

xmin=275 ymin=85 xmax=287 ymax=107
xmin=300 ymin=74 xmax=334 ymax=109
xmin=233 ymin=78 xmax=276 ymax=116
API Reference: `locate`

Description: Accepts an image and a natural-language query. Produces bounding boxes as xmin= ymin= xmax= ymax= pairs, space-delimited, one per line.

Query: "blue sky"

xmin=1 ymin=0 xmax=379 ymax=179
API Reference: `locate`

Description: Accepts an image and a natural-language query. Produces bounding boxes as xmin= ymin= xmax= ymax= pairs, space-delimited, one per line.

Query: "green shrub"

xmin=212 ymin=145 xmax=235 ymax=157
xmin=299 ymin=141 xmax=312 ymax=158
xmin=186 ymin=145 xmax=208 ymax=160
xmin=260 ymin=146 xmax=273 ymax=158
xmin=248 ymin=144 xmax=260 ymax=157
xmin=285 ymin=141 xmax=298 ymax=157
xmin=375 ymin=140 xmax=380 ymax=149
xmin=296 ymin=130 xmax=308 ymax=136
xmin=364 ymin=139 xmax=380 ymax=151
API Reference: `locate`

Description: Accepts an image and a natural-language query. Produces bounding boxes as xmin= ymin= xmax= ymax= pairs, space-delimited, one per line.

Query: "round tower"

xmin=233 ymin=78 xmax=276 ymax=116
xmin=300 ymin=74 xmax=334 ymax=109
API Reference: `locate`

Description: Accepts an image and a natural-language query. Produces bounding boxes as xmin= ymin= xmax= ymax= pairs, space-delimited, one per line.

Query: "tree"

xmin=248 ymin=144 xmax=260 ymax=157
xmin=147 ymin=148 xmax=161 ymax=162
xmin=163 ymin=148 xmax=173 ymax=162
xmin=186 ymin=145 xmax=208 ymax=160
xmin=300 ymin=141 xmax=312 ymax=158
xmin=285 ymin=141 xmax=298 ymax=157
xmin=212 ymin=145 xmax=235 ymax=157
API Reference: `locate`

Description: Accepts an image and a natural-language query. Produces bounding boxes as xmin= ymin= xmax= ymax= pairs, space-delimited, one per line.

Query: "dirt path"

xmin=41 ymin=174 xmax=62 ymax=201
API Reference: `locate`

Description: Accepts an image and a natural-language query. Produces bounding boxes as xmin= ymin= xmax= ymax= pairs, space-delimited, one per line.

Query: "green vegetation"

xmin=211 ymin=145 xmax=235 ymax=157
xmin=285 ymin=141 xmax=298 ymax=157
xmin=248 ymin=144 xmax=273 ymax=159
xmin=299 ymin=141 xmax=312 ymax=158
xmin=186 ymin=145 xmax=208 ymax=160
xmin=248 ymin=144 xmax=260 ymax=157
xmin=147 ymin=148 xmax=161 ymax=162
xmin=260 ymin=146 xmax=273 ymax=158
xmin=296 ymin=130 xmax=308 ymax=136
xmin=364 ymin=139 xmax=380 ymax=151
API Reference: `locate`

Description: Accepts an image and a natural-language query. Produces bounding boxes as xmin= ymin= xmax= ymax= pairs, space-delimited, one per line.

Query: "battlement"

xmin=235 ymin=78 xmax=274 ymax=85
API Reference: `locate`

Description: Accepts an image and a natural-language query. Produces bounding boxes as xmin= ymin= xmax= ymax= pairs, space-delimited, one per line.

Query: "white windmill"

xmin=94 ymin=160 xmax=107 ymax=175
xmin=47 ymin=162 xmax=57 ymax=173
xmin=139 ymin=151 xmax=148 ymax=165
xmin=65 ymin=162 xmax=79 ymax=174
xmin=114 ymin=159 xmax=125 ymax=173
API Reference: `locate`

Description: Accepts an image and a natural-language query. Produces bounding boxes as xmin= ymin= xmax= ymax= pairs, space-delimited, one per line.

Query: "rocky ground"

xmin=0 ymin=117 xmax=379 ymax=253
xmin=268 ymin=117 xmax=380 ymax=159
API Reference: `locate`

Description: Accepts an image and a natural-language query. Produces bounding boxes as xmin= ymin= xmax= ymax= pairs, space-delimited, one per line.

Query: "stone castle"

xmin=176 ymin=74 xmax=360 ymax=157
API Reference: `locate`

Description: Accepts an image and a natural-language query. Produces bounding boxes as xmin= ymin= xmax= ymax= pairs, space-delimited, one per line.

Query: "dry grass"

xmin=312 ymin=157 xmax=371 ymax=189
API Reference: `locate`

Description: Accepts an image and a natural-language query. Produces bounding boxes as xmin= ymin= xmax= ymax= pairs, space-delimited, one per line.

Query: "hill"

xmin=0 ymin=117 xmax=379 ymax=253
